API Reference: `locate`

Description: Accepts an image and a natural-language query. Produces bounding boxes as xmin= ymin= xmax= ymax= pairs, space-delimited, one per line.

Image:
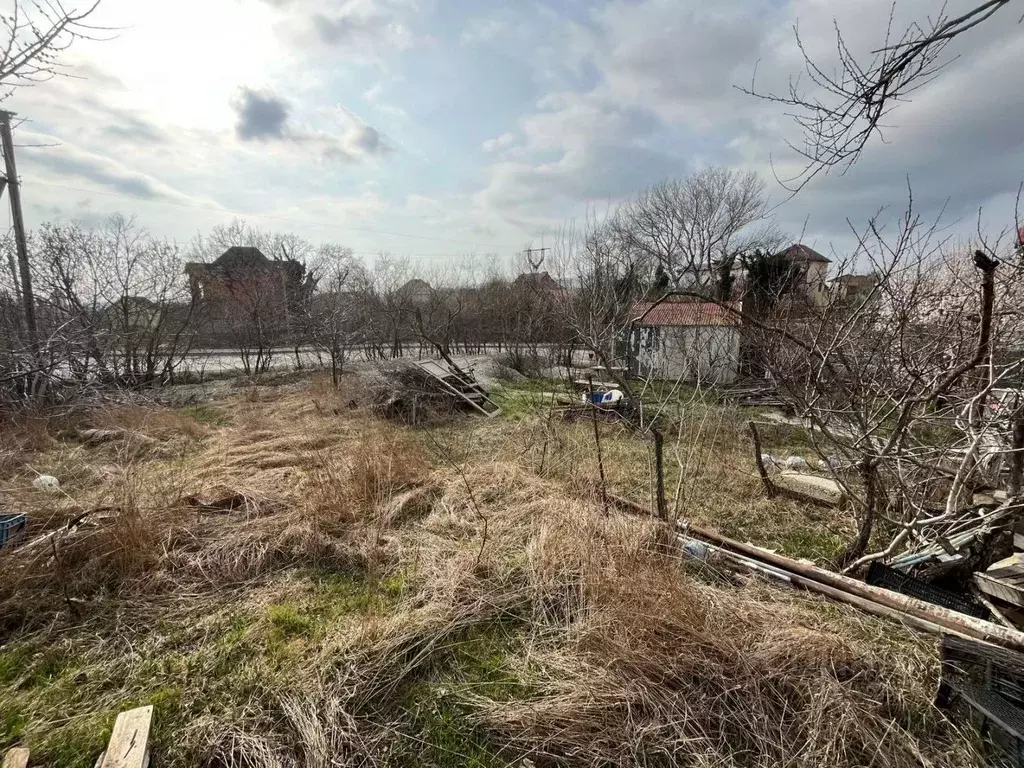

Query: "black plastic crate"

xmin=867 ymin=561 xmax=989 ymax=619
xmin=0 ymin=512 xmax=27 ymax=550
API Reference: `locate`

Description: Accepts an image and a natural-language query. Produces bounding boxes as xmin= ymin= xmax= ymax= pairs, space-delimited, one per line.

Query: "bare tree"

xmin=675 ymin=191 xmax=1024 ymax=570
xmin=610 ymin=168 xmax=776 ymax=290
xmin=550 ymin=216 xmax=651 ymax=397
xmin=308 ymin=249 xmax=367 ymax=385
xmin=33 ymin=215 xmax=198 ymax=387
xmin=1 ymin=0 xmax=102 ymax=98
xmin=747 ymin=0 xmax=1018 ymax=188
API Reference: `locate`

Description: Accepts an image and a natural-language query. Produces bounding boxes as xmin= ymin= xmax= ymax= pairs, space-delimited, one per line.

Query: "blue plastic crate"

xmin=0 ymin=513 xmax=27 ymax=550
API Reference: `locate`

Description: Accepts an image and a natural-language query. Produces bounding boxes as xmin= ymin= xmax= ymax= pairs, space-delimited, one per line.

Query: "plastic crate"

xmin=0 ymin=513 xmax=27 ymax=550
xmin=867 ymin=561 xmax=989 ymax=619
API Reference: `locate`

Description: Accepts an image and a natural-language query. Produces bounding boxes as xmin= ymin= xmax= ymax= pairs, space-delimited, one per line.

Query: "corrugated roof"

xmin=632 ymin=300 xmax=740 ymax=327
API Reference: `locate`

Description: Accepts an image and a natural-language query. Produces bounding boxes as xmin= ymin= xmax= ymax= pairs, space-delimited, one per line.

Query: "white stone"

xmin=32 ymin=475 xmax=60 ymax=492
xmin=774 ymin=472 xmax=846 ymax=506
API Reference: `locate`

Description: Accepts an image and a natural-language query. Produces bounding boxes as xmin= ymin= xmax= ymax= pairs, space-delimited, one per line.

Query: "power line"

xmin=24 ymin=179 xmax=504 ymax=252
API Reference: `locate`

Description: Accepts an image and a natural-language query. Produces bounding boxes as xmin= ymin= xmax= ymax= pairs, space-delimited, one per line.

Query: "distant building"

xmin=512 ymin=271 xmax=564 ymax=296
xmin=184 ymin=246 xmax=310 ymax=336
xmin=778 ymin=243 xmax=831 ymax=306
xmin=832 ymin=274 xmax=878 ymax=304
xmin=625 ymin=299 xmax=741 ymax=384
xmin=103 ymin=296 xmax=162 ymax=331
xmin=396 ymin=278 xmax=433 ymax=304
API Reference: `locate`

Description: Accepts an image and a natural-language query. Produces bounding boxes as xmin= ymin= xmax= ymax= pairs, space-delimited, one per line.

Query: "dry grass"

xmin=0 ymin=378 xmax=983 ymax=768
xmin=85 ymin=403 xmax=209 ymax=441
xmin=0 ymin=411 xmax=56 ymax=476
xmin=497 ymin=402 xmax=853 ymax=561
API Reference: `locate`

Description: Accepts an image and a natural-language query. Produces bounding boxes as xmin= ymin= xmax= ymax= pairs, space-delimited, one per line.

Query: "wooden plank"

xmin=942 ymin=634 xmax=1024 ymax=680
xmin=99 ymin=706 xmax=152 ymax=768
xmin=988 ymin=553 xmax=1024 ymax=579
xmin=607 ymin=491 xmax=1024 ymax=651
xmin=976 ymin=573 xmax=1024 ymax=609
xmin=3 ymin=748 xmax=29 ymax=768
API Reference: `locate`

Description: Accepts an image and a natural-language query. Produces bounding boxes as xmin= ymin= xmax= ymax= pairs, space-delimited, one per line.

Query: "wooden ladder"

xmin=413 ymin=360 xmax=502 ymax=418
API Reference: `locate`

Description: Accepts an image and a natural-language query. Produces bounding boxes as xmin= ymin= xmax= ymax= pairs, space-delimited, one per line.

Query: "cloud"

xmin=262 ymin=0 xmax=418 ymax=60
xmin=22 ymin=131 xmax=199 ymax=204
xmin=362 ymin=79 xmax=409 ymax=120
xmin=482 ymin=132 xmax=515 ymax=153
xmin=474 ymin=86 xmax=687 ymax=229
xmin=101 ymin=113 xmax=171 ymax=145
xmin=460 ymin=17 xmax=506 ymax=45
xmin=230 ymin=88 xmax=393 ymax=162
xmin=466 ymin=0 xmax=1024 ymax=247
xmin=233 ymin=87 xmax=290 ymax=140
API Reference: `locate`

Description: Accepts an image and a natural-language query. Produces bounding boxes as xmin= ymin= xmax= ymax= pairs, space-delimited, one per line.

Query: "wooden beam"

xmin=976 ymin=572 xmax=1024 ymax=609
xmin=608 ymin=492 xmax=1024 ymax=651
xmin=98 ymin=706 xmax=152 ymax=768
xmin=2 ymin=748 xmax=29 ymax=768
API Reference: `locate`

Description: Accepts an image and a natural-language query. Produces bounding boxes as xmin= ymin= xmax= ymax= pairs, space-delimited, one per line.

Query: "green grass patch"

xmin=776 ymin=526 xmax=846 ymax=561
xmin=0 ymin=569 xmax=401 ymax=766
xmin=491 ymin=379 xmax=571 ymax=421
xmin=390 ymin=621 xmax=532 ymax=768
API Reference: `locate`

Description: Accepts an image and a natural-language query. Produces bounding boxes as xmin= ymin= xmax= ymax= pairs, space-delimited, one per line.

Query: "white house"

xmin=626 ymin=300 xmax=741 ymax=384
xmin=779 ymin=243 xmax=831 ymax=307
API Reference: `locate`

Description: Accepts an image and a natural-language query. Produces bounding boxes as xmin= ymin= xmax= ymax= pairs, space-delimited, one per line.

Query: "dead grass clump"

xmin=477 ymin=569 xmax=967 ymax=768
xmin=0 ymin=411 xmax=55 ymax=474
xmin=183 ymin=512 xmax=363 ymax=585
xmin=347 ymin=428 xmax=430 ymax=511
xmin=85 ymin=403 xmax=207 ymax=441
xmin=367 ymin=462 xmax=977 ymax=768
xmin=309 ymin=371 xmax=369 ymax=415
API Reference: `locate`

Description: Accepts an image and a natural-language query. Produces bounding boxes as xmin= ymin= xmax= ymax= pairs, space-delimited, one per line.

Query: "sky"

xmin=3 ymin=0 xmax=1023 ymax=270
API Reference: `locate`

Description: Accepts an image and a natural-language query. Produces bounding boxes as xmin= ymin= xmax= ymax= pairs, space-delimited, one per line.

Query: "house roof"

xmin=779 ymin=243 xmax=830 ymax=264
xmin=185 ymin=247 xmax=275 ymax=276
xmin=398 ymin=278 xmax=432 ymax=294
xmin=632 ymin=300 xmax=740 ymax=327
xmin=213 ymin=246 xmax=271 ymax=270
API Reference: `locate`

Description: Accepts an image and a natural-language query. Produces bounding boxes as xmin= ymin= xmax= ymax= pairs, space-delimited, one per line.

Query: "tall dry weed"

xmin=86 ymin=403 xmax=208 ymax=440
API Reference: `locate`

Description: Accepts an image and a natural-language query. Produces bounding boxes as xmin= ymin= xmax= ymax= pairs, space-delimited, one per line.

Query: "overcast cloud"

xmin=3 ymin=0 xmax=1021 ymax=264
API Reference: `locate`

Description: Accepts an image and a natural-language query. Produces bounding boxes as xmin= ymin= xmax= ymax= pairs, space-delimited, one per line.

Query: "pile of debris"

xmin=721 ymin=382 xmax=792 ymax=410
xmin=369 ymin=358 xmax=501 ymax=424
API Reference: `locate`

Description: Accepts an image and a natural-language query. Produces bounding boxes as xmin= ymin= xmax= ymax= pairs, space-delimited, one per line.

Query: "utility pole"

xmin=523 ymin=246 xmax=549 ymax=272
xmin=0 ymin=110 xmax=38 ymax=350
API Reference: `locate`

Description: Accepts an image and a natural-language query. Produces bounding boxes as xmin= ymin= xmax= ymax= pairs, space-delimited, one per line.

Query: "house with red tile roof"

xmin=626 ymin=299 xmax=741 ymax=384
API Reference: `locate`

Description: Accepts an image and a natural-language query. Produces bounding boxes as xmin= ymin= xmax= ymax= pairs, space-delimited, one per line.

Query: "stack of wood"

xmin=370 ymin=359 xmax=500 ymax=423
xmin=976 ymin=540 xmax=1024 ymax=627
xmin=720 ymin=384 xmax=791 ymax=409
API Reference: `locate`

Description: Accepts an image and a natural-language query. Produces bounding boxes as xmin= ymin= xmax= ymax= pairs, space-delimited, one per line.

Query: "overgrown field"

xmin=0 ymin=374 xmax=982 ymax=767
